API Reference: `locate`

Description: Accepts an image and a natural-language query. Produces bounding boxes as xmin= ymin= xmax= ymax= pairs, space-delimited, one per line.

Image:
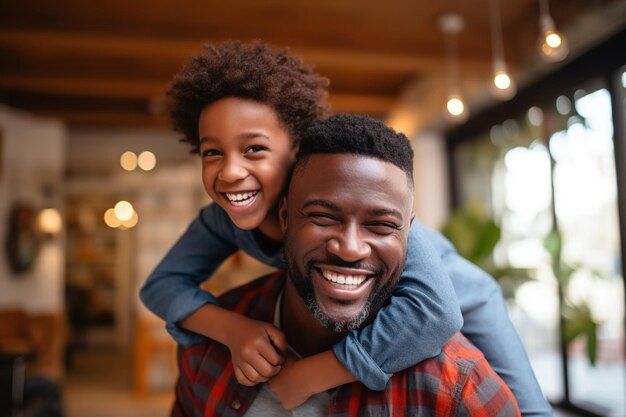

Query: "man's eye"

xmin=308 ymin=213 xmax=339 ymax=226
xmin=366 ymin=223 xmax=399 ymax=235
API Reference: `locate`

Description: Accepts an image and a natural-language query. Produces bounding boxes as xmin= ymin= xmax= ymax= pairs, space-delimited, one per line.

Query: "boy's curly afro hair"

xmin=167 ymin=40 xmax=330 ymax=153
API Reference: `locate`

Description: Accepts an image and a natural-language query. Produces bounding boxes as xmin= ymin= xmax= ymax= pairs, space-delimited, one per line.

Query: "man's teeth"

xmin=225 ymin=191 xmax=258 ymax=206
xmin=322 ymin=270 xmax=367 ymax=286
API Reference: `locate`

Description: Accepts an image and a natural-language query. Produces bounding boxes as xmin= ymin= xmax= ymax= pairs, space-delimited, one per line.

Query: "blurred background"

xmin=0 ymin=1 xmax=625 ymax=416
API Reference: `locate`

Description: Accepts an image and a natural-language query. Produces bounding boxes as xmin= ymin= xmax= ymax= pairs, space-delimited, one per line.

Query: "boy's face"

xmin=281 ymin=153 xmax=414 ymax=331
xmin=198 ymin=97 xmax=297 ymax=232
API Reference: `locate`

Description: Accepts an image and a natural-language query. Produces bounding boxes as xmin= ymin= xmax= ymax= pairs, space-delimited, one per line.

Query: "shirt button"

xmin=231 ymin=400 xmax=241 ymax=410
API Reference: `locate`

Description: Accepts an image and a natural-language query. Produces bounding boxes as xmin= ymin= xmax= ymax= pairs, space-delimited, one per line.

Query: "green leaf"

xmin=586 ymin=319 xmax=598 ymax=366
xmin=471 ymin=221 xmax=501 ymax=262
xmin=544 ymin=231 xmax=562 ymax=264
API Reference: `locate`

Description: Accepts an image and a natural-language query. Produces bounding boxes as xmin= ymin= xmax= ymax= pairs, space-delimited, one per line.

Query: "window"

xmin=447 ymin=60 xmax=626 ymax=416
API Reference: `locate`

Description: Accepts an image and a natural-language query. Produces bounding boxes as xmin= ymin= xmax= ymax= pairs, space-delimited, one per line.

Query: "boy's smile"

xmin=198 ymin=97 xmax=297 ymax=239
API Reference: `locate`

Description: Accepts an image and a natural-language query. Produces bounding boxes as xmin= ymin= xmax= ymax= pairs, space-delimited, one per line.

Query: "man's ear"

xmin=279 ymin=196 xmax=289 ymax=233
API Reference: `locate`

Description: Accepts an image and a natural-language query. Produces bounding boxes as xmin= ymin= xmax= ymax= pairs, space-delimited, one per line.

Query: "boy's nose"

xmin=218 ymin=157 xmax=248 ymax=182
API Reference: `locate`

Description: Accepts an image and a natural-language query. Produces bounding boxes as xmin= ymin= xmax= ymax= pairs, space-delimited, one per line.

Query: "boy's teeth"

xmin=321 ymin=269 xmax=367 ymax=287
xmin=225 ymin=191 xmax=258 ymax=203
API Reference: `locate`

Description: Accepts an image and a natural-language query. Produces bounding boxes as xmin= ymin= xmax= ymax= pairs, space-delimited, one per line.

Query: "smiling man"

xmin=172 ymin=114 xmax=520 ymax=417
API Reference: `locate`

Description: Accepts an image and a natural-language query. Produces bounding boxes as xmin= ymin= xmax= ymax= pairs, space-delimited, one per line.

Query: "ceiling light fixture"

xmin=537 ymin=0 xmax=568 ymax=62
xmin=488 ymin=0 xmax=516 ymax=100
xmin=438 ymin=13 xmax=468 ymax=121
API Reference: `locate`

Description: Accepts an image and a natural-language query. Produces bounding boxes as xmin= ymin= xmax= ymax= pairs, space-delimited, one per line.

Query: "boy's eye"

xmin=201 ymin=148 xmax=222 ymax=157
xmin=244 ymin=145 xmax=268 ymax=154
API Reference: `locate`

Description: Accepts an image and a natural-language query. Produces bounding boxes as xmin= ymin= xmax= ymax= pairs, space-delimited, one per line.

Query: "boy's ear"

xmin=278 ymin=196 xmax=289 ymax=233
xmin=410 ymin=211 xmax=416 ymax=225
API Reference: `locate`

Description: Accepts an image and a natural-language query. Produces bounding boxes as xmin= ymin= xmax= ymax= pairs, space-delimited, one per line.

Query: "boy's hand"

xmin=268 ymin=353 xmax=311 ymax=410
xmin=226 ymin=315 xmax=287 ymax=386
xmin=269 ymin=350 xmax=357 ymax=410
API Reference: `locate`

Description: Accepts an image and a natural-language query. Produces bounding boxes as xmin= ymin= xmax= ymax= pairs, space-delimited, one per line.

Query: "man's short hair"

xmin=168 ymin=40 xmax=330 ymax=153
xmin=296 ymin=114 xmax=414 ymax=186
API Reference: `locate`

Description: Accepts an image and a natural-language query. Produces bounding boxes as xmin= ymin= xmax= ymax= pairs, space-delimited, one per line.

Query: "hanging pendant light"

xmin=438 ymin=13 xmax=468 ymax=121
xmin=488 ymin=0 xmax=516 ymax=100
xmin=537 ymin=0 xmax=569 ymax=62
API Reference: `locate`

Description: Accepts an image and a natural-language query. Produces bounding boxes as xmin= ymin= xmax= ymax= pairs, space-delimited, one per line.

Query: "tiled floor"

xmin=62 ymin=347 xmax=173 ymax=417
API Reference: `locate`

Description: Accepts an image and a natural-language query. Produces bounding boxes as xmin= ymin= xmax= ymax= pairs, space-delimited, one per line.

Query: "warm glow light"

xmin=545 ymin=32 xmax=562 ymax=48
xmin=490 ymin=67 xmax=517 ymax=100
xmin=137 ymin=151 xmax=157 ymax=171
xmin=538 ymin=28 xmax=569 ymax=62
xmin=120 ymin=151 xmax=138 ymax=171
xmin=446 ymin=96 xmax=465 ymax=116
xmin=494 ymin=71 xmax=512 ymax=90
xmin=121 ymin=210 xmax=139 ymax=229
xmin=114 ymin=201 xmax=134 ymax=221
xmin=38 ymin=208 xmax=62 ymax=235
xmin=104 ymin=208 xmax=121 ymax=228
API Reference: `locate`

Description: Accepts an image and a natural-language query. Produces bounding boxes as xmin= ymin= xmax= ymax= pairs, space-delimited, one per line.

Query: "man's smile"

xmin=320 ymin=268 xmax=369 ymax=288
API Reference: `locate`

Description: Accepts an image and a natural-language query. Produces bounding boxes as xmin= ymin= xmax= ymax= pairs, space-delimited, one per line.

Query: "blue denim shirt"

xmin=140 ymin=203 xmax=551 ymax=417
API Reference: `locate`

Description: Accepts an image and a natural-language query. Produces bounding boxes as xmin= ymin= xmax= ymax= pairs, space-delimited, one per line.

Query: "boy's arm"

xmin=141 ymin=204 xmax=288 ymax=384
xmin=426 ymin=228 xmax=552 ymax=417
xmin=332 ymin=220 xmax=463 ymax=390
xmin=269 ymin=351 xmax=355 ymax=409
xmin=181 ymin=304 xmax=287 ymax=385
xmin=269 ymin=221 xmax=462 ymax=407
xmin=139 ymin=204 xmax=239 ymax=346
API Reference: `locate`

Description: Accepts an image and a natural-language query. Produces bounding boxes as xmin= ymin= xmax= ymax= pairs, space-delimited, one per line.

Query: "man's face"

xmin=281 ymin=153 xmax=414 ymax=332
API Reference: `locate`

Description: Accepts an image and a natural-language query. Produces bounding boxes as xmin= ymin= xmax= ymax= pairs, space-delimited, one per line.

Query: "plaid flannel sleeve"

xmin=456 ymin=356 xmax=521 ymax=417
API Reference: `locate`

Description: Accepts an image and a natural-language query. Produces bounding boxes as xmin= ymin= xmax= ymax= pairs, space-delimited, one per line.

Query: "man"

xmin=172 ymin=114 xmax=520 ymax=417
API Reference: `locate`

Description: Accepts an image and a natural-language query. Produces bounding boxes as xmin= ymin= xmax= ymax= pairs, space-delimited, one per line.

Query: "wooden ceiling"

xmin=0 ymin=0 xmax=623 ymax=130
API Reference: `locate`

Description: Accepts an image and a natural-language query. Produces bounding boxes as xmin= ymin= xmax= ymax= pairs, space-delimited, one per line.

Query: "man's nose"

xmin=217 ymin=155 xmax=248 ymax=183
xmin=326 ymin=224 xmax=371 ymax=262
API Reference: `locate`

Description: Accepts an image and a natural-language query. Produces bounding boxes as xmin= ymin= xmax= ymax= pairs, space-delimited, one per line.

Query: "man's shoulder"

xmin=440 ymin=332 xmax=487 ymax=363
xmin=404 ymin=332 xmax=486 ymax=381
xmin=400 ymin=333 xmax=519 ymax=415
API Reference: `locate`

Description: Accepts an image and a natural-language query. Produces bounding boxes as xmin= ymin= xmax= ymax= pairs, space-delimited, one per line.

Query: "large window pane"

xmin=450 ymin=81 xmax=626 ymax=415
xmin=553 ymin=87 xmax=625 ymax=416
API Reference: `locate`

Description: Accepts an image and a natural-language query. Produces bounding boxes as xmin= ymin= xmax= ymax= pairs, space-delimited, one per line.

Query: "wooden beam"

xmin=329 ymin=93 xmax=397 ymax=115
xmin=0 ymin=29 xmax=491 ymax=74
xmin=0 ymin=75 xmax=168 ymax=99
xmin=0 ymin=75 xmax=397 ymax=116
xmin=28 ymin=109 xmax=171 ymax=127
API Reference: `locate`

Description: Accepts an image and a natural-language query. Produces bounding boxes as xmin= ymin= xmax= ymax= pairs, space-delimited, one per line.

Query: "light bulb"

xmin=38 ymin=208 xmax=62 ymax=235
xmin=114 ymin=200 xmax=134 ymax=222
xmin=491 ymin=69 xmax=516 ymax=100
xmin=538 ymin=12 xmax=568 ymax=62
xmin=494 ymin=71 xmax=512 ymax=90
xmin=539 ymin=28 xmax=569 ymax=62
xmin=446 ymin=96 xmax=465 ymax=116
xmin=138 ymin=151 xmax=157 ymax=171
xmin=120 ymin=151 xmax=137 ymax=171
xmin=104 ymin=208 xmax=121 ymax=228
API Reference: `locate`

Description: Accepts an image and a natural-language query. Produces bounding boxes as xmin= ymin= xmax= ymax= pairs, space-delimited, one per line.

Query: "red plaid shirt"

xmin=172 ymin=272 xmax=520 ymax=417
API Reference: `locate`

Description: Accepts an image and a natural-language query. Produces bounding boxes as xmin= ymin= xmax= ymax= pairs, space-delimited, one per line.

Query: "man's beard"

xmin=284 ymin=241 xmax=399 ymax=333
